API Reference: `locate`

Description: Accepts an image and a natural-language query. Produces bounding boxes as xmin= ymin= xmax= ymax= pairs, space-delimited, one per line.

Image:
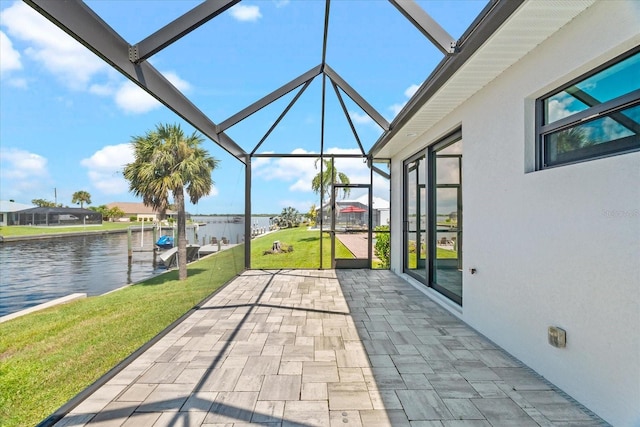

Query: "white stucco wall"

xmin=389 ymin=1 xmax=640 ymax=425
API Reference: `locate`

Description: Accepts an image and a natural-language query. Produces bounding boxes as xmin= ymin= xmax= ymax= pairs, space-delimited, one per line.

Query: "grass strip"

xmin=250 ymin=227 xmax=353 ymax=269
xmin=0 ymin=245 xmax=244 ymax=427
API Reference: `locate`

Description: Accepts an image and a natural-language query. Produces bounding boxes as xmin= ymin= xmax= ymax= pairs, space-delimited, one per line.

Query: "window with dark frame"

xmin=536 ymin=47 xmax=640 ymax=169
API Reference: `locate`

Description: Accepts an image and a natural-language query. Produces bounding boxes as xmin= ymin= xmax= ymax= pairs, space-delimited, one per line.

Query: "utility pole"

xmin=54 ymin=188 xmax=57 ymax=205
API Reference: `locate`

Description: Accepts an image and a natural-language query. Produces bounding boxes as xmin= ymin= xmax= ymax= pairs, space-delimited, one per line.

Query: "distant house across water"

xmin=106 ymin=202 xmax=177 ymax=222
xmin=15 ymin=207 xmax=102 ymax=226
xmin=0 ymin=200 xmax=35 ymax=226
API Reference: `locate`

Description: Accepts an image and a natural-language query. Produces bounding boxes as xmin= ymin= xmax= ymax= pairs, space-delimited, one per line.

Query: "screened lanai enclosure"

xmin=22 ymin=0 xmax=521 ymax=287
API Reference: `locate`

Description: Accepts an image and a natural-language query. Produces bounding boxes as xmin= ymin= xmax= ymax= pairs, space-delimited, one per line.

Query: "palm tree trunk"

xmin=175 ymin=188 xmax=188 ymax=281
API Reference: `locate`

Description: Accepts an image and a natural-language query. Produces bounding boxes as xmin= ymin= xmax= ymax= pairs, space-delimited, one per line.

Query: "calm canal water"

xmin=0 ymin=231 xmax=163 ymax=317
xmin=0 ymin=216 xmax=272 ymax=317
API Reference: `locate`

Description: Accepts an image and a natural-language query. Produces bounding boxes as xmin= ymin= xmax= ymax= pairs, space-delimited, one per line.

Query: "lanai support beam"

xmin=132 ymin=0 xmax=240 ymax=63
xmin=324 ymin=65 xmax=390 ymax=131
xmin=218 ymin=65 xmax=323 ymax=133
xmin=24 ymin=0 xmax=247 ymax=163
xmin=388 ymin=0 xmax=457 ymax=54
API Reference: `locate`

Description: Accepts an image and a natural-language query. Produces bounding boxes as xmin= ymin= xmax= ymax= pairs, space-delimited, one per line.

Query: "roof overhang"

xmin=370 ymin=0 xmax=597 ymax=159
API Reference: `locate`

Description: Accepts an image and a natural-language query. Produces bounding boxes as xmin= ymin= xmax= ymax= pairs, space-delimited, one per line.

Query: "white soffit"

xmin=378 ymin=0 xmax=596 ymax=158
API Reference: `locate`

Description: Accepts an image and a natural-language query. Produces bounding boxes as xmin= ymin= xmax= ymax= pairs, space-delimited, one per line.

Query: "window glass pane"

xmin=436 ymin=156 xmax=460 ymax=185
xmin=544 ymin=104 xmax=640 ymax=166
xmin=544 ymin=52 xmax=640 ymax=124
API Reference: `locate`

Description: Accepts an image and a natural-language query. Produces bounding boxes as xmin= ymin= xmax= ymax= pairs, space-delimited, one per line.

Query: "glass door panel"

xmin=432 ymin=140 xmax=462 ymax=305
xmin=404 ymin=155 xmax=427 ymax=280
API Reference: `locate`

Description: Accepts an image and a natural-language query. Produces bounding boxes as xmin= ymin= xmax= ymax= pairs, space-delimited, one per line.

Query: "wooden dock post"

xmin=127 ymin=228 xmax=132 ymax=264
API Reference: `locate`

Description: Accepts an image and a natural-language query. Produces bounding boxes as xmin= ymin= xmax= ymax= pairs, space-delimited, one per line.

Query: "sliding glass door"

xmin=404 ymin=131 xmax=463 ymax=305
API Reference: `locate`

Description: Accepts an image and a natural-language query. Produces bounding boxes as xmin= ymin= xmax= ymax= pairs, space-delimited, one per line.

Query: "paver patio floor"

xmin=54 ymin=270 xmax=606 ymax=426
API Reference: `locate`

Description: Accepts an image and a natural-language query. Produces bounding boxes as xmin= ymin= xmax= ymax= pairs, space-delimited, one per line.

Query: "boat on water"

xmin=156 ymin=235 xmax=174 ymax=249
xmin=158 ymin=244 xmax=201 ymax=268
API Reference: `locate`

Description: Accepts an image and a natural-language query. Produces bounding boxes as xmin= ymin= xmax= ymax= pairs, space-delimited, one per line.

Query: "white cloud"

xmin=349 ymin=111 xmax=374 ymax=126
xmin=229 ymin=4 xmax=262 ymax=22
xmin=114 ymin=81 xmax=161 ymax=114
xmin=404 ymin=84 xmax=420 ymax=98
xmin=0 ymin=147 xmax=50 ymax=198
xmin=0 ymin=30 xmax=22 ymax=75
xmin=0 ymin=2 xmax=192 ymax=114
xmin=389 ymin=83 xmax=421 ymax=118
xmin=273 ymin=0 xmax=290 ymax=8
xmin=80 ymin=144 xmax=134 ymax=195
xmin=0 ymin=1 xmax=108 ymax=90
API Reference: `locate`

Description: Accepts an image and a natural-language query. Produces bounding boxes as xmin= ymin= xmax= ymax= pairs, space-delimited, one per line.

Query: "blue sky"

xmin=0 ymin=0 xmax=486 ymax=214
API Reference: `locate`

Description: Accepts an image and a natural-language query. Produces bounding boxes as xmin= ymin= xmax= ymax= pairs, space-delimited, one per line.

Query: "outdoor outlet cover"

xmin=548 ymin=326 xmax=566 ymax=348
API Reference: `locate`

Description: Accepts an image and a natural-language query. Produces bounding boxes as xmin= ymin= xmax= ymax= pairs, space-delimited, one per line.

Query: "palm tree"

xmin=72 ymin=190 xmax=92 ymax=208
xmin=123 ymin=123 xmax=218 ymax=280
xmin=311 ymin=159 xmax=351 ymax=202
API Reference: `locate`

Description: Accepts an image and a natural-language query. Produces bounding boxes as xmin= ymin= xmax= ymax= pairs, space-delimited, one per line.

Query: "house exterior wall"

xmin=389 ymin=1 xmax=639 ymax=425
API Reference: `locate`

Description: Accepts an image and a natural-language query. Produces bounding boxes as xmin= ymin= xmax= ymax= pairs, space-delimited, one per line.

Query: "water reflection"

xmin=0 ymin=231 xmax=163 ymax=317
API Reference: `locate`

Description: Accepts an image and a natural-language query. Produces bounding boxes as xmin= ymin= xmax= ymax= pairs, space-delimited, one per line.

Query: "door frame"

xmin=331 ymin=183 xmax=372 ymax=269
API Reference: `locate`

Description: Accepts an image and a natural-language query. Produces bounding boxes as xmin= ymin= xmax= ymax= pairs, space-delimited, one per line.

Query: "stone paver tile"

xmin=219 ymin=356 xmax=248 ymax=370
xmin=491 ymin=368 xmax=553 ymax=391
xmin=137 ymin=362 xmax=188 ymax=384
xmin=415 ymin=343 xmax=457 ymax=361
xmin=453 ymin=361 xmax=501 ymax=381
xmin=471 ymin=398 xmax=539 ymax=426
xmin=204 ymin=391 xmax=259 ymax=424
xmin=359 ymin=409 xmax=410 ymax=426
xmin=395 ymin=344 xmax=420 ymax=355
xmin=154 ymin=410 xmax=208 ymax=427
xmin=396 ymin=389 xmax=454 ymax=421
xmin=174 ymin=368 xmax=208 ymax=385
xmin=365 ymin=367 xmax=406 ymax=390
xmin=442 ymin=398 xmax=485 ymax=420
xmin=252 ymin=400 xmax=285 ymax=424
xmin=296 ymin=336 xmax=315 ymax=346
xmin=401 ymin=373 xmax=433 ymax=390
xmin=85 ymin=385 xmax=128 ymax=403
xmin=409 ymin=421 xmax=445 ymax=427
xmin=199 ymin=368 xmax=243 ymax=392
xmin=234 ymin=375 xmax=264 ymax=392
xmin=391 ymin=355 xmax=434 ymax=374
xmin=229 ymin=343 xmax=264 ymax=357
xmin=120 ymin=411 xmax=161 ymax=427
xmin=368 ymin=355 xmax=394 ymax=367
xmin=315 ymin=336 xmax=344 ymax=350
xmin=339 ymin=367 xmax=365 ymax=382
xmin=428 ymin=374 xmax=480 ymax=399
xmin=473 ymin=350 xmax=520 ymax=368
xmin=282 ymin=344 xmax=315 ymax=362
xmin=302 ymin=382 xmax=328 ymax=400
xmin=328 ymin=385 xmax=372 ymax=411
xmin=262 ymin=345 xmax=284 ymax=356
xmin=258 ymin=375 xmax=301 ymax=400
xmin=52 ymin=412 xmax=95 ymax=427
xmin=467 ymin=381 xmax=508 ymax=399
xmin=363 ymin=339 xmax=399 ymax=355
xmin=266 ymin=333 xmax=296 ymax=346
xmin=117 ymin=384 xmax=157 ymax=402
xmin=138 ymin=383 xmax=194 ymax=412
xmin=387 ymin=331 xmax=422 ymax=346
xmin=283 ymin=401 xmax=330 ymax=427
xmin=279 ymin=360 xmax=303 ymax=375
xmin=241 ymin=356 xmax=281 ymax=376
xmin=335 ymin=349 xmax=370 ymax=368
xmin=303 ymin=361 xmax=340 ymax=383
xmin=341 ymin=327 xmax=361 ymax=341
xmin=85 ymin=401 xmax=135 ymax=426
xmin=180 ymin=391 xmax=217 ymax=412
xmin=440 ymin=421 xmax=492 ymax=427
xmin=315 ymin=350 xmax=337 ymax=362
xmin=369 ymin=389 xmax=403 ymax=410
xmin=518 ymin=391 xmax=596 ymax=422
xmin=330 ymin=410 xmax=362 ymax=427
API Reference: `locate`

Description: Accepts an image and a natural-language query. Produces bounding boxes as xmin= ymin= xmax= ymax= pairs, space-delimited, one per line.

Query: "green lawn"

xmin=0 ymin=246 xmax=244 ymax=427
xmin=251 ymin=227 xmax=353 ymax=269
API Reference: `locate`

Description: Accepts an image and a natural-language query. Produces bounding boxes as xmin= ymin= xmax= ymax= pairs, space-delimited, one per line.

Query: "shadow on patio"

xmin=50 ymin=270 xmax=605 ymax=426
